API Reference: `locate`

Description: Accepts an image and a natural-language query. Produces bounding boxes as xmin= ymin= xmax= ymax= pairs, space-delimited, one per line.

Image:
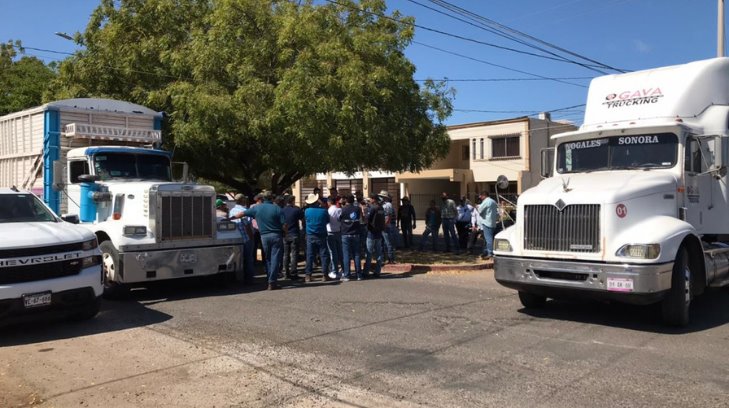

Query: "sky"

xmin=0 ymin=0 xmax=725 ymax=126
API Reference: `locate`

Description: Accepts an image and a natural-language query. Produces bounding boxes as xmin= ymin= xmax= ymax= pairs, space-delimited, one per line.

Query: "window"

xmin=461 ymin=145 xmax=469 ymax=161
xmin=69 ymin=160 xmax=90 ymax=184
xmin=685 ymin=137 xmax=703 ymax=173
xmin=492 ymin=135 xmax=520 ymax=158
xmin=479 ymin=138 xmax=484 ymax=160
xmin=471 ymin=139 xmax=476 ymax=160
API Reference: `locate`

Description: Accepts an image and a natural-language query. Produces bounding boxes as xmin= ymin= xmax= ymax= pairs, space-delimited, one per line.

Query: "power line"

xmin=405 ymin=0 xmax=611 ymax=74
xmin=322 ymin=0 xmax=609 ymax=74
xmin=413 ymin=41 xmax=587 ymax=88
xmin=426 ymin=0 xmax=627 ymax=73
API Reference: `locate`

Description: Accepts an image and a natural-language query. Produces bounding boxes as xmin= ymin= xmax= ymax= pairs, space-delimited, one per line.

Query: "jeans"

xmin=327 ymin=232 xmax=343 ymax=275
xmin=483 ymin=226 xmax=495 ymax=257
xmin=441 ymin=218 xmax=459 ymax=252
xmin=260 ymin=233 xmax=283 ymax=283
xmin=283 ymin=234 xmax=299 ymax=276
xmin=456 ymin=221 xmax=470 ymax=249
xmin=305 ymin=234 xmax=330 ymax=276
xmin=365 ymin=237 xmax=383 ymax=276
xmin=241 ymin=239 xmax=256 ymax=283
xmin=419 ymin=224 xmax=439 ymax=251
xmin=382 ymin=224 xmax=397 ymax=262
xmin=400 ymin=222 xmax=413 ymax=248
xmin=341 ymin=234 xmax=362 ymax=279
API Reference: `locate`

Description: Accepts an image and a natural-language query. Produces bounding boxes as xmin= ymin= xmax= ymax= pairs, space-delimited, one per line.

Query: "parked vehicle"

xmin=0 ymin=98 xmax=243 ymax=297
xmin=0 ymin=188 xmax=102 ymax=323
xmin=494 ymin=57 xmax=729 ymax=325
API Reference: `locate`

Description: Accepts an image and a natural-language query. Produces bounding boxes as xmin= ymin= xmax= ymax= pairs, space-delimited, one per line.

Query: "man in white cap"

xmin=378 ymin=190 xmax=397 ymax=264
xmin=303 ymin=193 xmax=331 ymax=282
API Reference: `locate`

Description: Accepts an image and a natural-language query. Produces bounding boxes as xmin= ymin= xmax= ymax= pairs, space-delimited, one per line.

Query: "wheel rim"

xmin=102 ymin=252 xmax=115 ymax=284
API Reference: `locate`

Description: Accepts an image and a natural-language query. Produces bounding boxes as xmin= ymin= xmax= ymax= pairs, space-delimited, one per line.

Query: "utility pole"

xmin=719 ymin=0 xmax=725 ymax=57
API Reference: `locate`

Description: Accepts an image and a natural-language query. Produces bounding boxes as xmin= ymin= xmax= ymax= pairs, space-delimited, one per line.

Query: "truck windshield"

xmin=556 ymin=133 xmax=678 ymax=174
xmin=0 ymin=194 xmax=57 ymax=223
xmin=93 ymin=153 xmax=171 ymax=181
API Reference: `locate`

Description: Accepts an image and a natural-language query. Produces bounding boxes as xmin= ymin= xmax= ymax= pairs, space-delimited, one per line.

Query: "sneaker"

xmin=304 ymin=275 xmax=312 ymax=283
xmin=267 ymin=283 xmax=280 ymax=291
xmin=341 ymin=277 xmax=350 ymax=282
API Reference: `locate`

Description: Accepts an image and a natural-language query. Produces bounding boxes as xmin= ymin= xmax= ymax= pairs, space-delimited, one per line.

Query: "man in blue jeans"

xmin=478 ymin=191 xmax=499 ymax=260
xmin=243 ymin=191 xmax=286 ymax=290
xmin=303 ymin=193 xmax=331 ymax=282
xmin=339 ymin=194 xmax=363 ymax=281
xmin=364 ymin=194 xmax=385 ymax=278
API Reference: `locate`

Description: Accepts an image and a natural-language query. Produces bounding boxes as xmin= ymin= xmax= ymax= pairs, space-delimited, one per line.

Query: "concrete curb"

xmin=382 ymin=260 xmax=493 ymax=274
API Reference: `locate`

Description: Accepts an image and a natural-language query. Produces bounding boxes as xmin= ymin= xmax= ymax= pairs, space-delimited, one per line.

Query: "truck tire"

xmin=518 ymin=291 xmax=547 ymax=308
xmin=100 ymin=241 xmax=130 ymax=299
xmin=661 ymin=247 xmax=691 ymax=326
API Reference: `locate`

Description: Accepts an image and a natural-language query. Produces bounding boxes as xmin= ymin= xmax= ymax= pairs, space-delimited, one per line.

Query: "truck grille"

xmin=523 ymin=204 xmax=600 ymax=253
xmin=0 ymin=258 xmax=85 ymax=284
xmin=159 ymin=194 xmax=214 ymax=241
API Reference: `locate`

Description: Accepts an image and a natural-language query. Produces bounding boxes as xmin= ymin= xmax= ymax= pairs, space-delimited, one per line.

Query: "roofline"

xmin=446 ymin=116 xmax=533 ymax=131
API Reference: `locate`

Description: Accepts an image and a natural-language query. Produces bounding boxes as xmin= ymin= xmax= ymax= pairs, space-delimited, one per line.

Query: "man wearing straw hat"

xmin=378 ymin=189 xmax=397 ymax=264
xmin=303 ymin=193 xmax=331 ymax=282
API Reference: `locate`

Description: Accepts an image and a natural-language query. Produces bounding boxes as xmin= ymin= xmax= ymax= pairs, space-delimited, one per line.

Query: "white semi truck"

xmin=0 ymin=98 xmax=242 ymax=297
xmin=494 ymin=57 xmax=729 ymax=326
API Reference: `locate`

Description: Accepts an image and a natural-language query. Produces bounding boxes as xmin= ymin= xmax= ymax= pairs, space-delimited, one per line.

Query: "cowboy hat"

xmin=378 ymin=190 xmax=390 ymax=197
xmin=305 ymin=193 xmax=320 ymax=205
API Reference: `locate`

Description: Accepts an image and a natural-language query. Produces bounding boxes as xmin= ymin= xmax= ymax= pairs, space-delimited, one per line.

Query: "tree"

xmin=0 ymin=40 xmax=57 ymax=116
xmin=49 ymin=0 xmax=454 ymax=195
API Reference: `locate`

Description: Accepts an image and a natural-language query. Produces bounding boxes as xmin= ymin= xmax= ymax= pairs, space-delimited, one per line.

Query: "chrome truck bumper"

xmin=494 ymin=256 xmax=674 ymax=305
xmin=119 ymin=244 xmax=241 ymax=283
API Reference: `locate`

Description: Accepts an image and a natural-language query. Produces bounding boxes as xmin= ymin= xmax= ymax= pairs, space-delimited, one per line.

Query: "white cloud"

xmin=633 ymin=39 xmax=651 ymax=53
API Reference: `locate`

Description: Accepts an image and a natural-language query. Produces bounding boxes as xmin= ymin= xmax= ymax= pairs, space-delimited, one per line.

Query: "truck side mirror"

xmin=77 ymin=174 xmax=100 ymax=183
xmin=61 ymin=214 xmax=80 ymax=224
xmin=540 ymin=148 xmax=555 ymax=178
xmin=52 ymin=161 xmax=66 ymax=191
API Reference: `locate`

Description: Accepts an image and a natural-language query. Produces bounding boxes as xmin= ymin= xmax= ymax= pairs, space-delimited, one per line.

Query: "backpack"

xmin=368 ymin=205 xmax=386 ymax=233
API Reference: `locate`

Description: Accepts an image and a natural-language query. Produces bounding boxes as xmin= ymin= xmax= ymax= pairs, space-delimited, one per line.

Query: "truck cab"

xmin=494 ymin=58 xmax=729 ymax=326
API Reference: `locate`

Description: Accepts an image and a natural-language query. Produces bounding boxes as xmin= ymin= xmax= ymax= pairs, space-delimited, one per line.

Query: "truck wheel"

xmin=100 ymin=241 xmax=130 ymax=299
xmin=661 ymin=247 xmax=691 ymax=326
xmin=69 ymin=297 xmax=101 ymax=321
xmin=518 ymin=291 xmax=547 ymax=308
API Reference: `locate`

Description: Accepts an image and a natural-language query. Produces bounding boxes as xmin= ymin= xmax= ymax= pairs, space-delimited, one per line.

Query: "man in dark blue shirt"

xmin=364 ymin=194 xmax=385 ymax=278
xmin=339 ymin=194 xmax=363 ymax=281
xmin=281 ymin=195 xmax=304 ymax=281
xmin=303 ymin=193 xmax=330 ymax=282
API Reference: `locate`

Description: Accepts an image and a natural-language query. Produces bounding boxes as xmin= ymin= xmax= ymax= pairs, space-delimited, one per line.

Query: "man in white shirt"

xmin=327 ymin=195 xmax=343 ymax=279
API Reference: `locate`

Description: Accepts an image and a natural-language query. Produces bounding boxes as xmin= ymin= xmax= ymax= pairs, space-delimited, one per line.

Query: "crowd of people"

xmin=216 ymin=187 xmax=510 ymax=290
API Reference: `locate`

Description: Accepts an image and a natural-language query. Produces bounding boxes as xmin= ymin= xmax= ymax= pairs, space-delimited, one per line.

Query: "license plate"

xmin=607 ymin=278 xmax=634 ymax=292
xmin=179 ymin=252 xmax=198 ymax=264
xmin=23 ymin=292 xmax=52 ymax=308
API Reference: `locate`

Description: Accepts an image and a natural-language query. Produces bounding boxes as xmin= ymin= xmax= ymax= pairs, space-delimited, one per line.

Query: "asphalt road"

xmin=2 ymin=268 xmax=729 ymax=407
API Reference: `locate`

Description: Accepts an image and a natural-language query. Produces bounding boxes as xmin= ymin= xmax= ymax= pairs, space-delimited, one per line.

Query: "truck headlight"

xmin=616 ymin=244 xmax=660 ymax=259
xmin=494 ymin=238 xmax=512 ymax=252
xmin=81 ymin=238 xmax=98 ymax=250
xmin=217 ymin=221 xmax=237 ymax=231
xmin=123 ymin=226 xmax=147 ymax=236
xmin=82 ymin=255 xmax=102 ymax=268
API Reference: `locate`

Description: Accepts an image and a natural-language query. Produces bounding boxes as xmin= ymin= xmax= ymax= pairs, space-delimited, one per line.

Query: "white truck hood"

xmin=0 ymin=221 xmax=94 ymax=249
xmin=519 ymin=171 xmax=678 ymax=205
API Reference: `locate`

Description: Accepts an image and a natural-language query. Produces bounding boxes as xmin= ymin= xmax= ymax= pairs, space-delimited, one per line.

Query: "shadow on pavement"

xmin=518 ymin=287 xmax=729 ymax=334
xmin=0 ymin=299 xmax=173 ymax=347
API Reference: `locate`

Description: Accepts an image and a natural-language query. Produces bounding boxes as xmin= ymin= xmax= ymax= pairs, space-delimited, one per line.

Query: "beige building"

xmin=292 ymin=114 xmax=576 ymax=213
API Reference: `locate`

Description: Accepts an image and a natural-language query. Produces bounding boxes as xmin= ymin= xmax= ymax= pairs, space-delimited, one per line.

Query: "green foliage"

xmin=49 ymin=0 xmax=454 ymax=194
xmin=0 ymin=40 xmax=57 ymax=116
